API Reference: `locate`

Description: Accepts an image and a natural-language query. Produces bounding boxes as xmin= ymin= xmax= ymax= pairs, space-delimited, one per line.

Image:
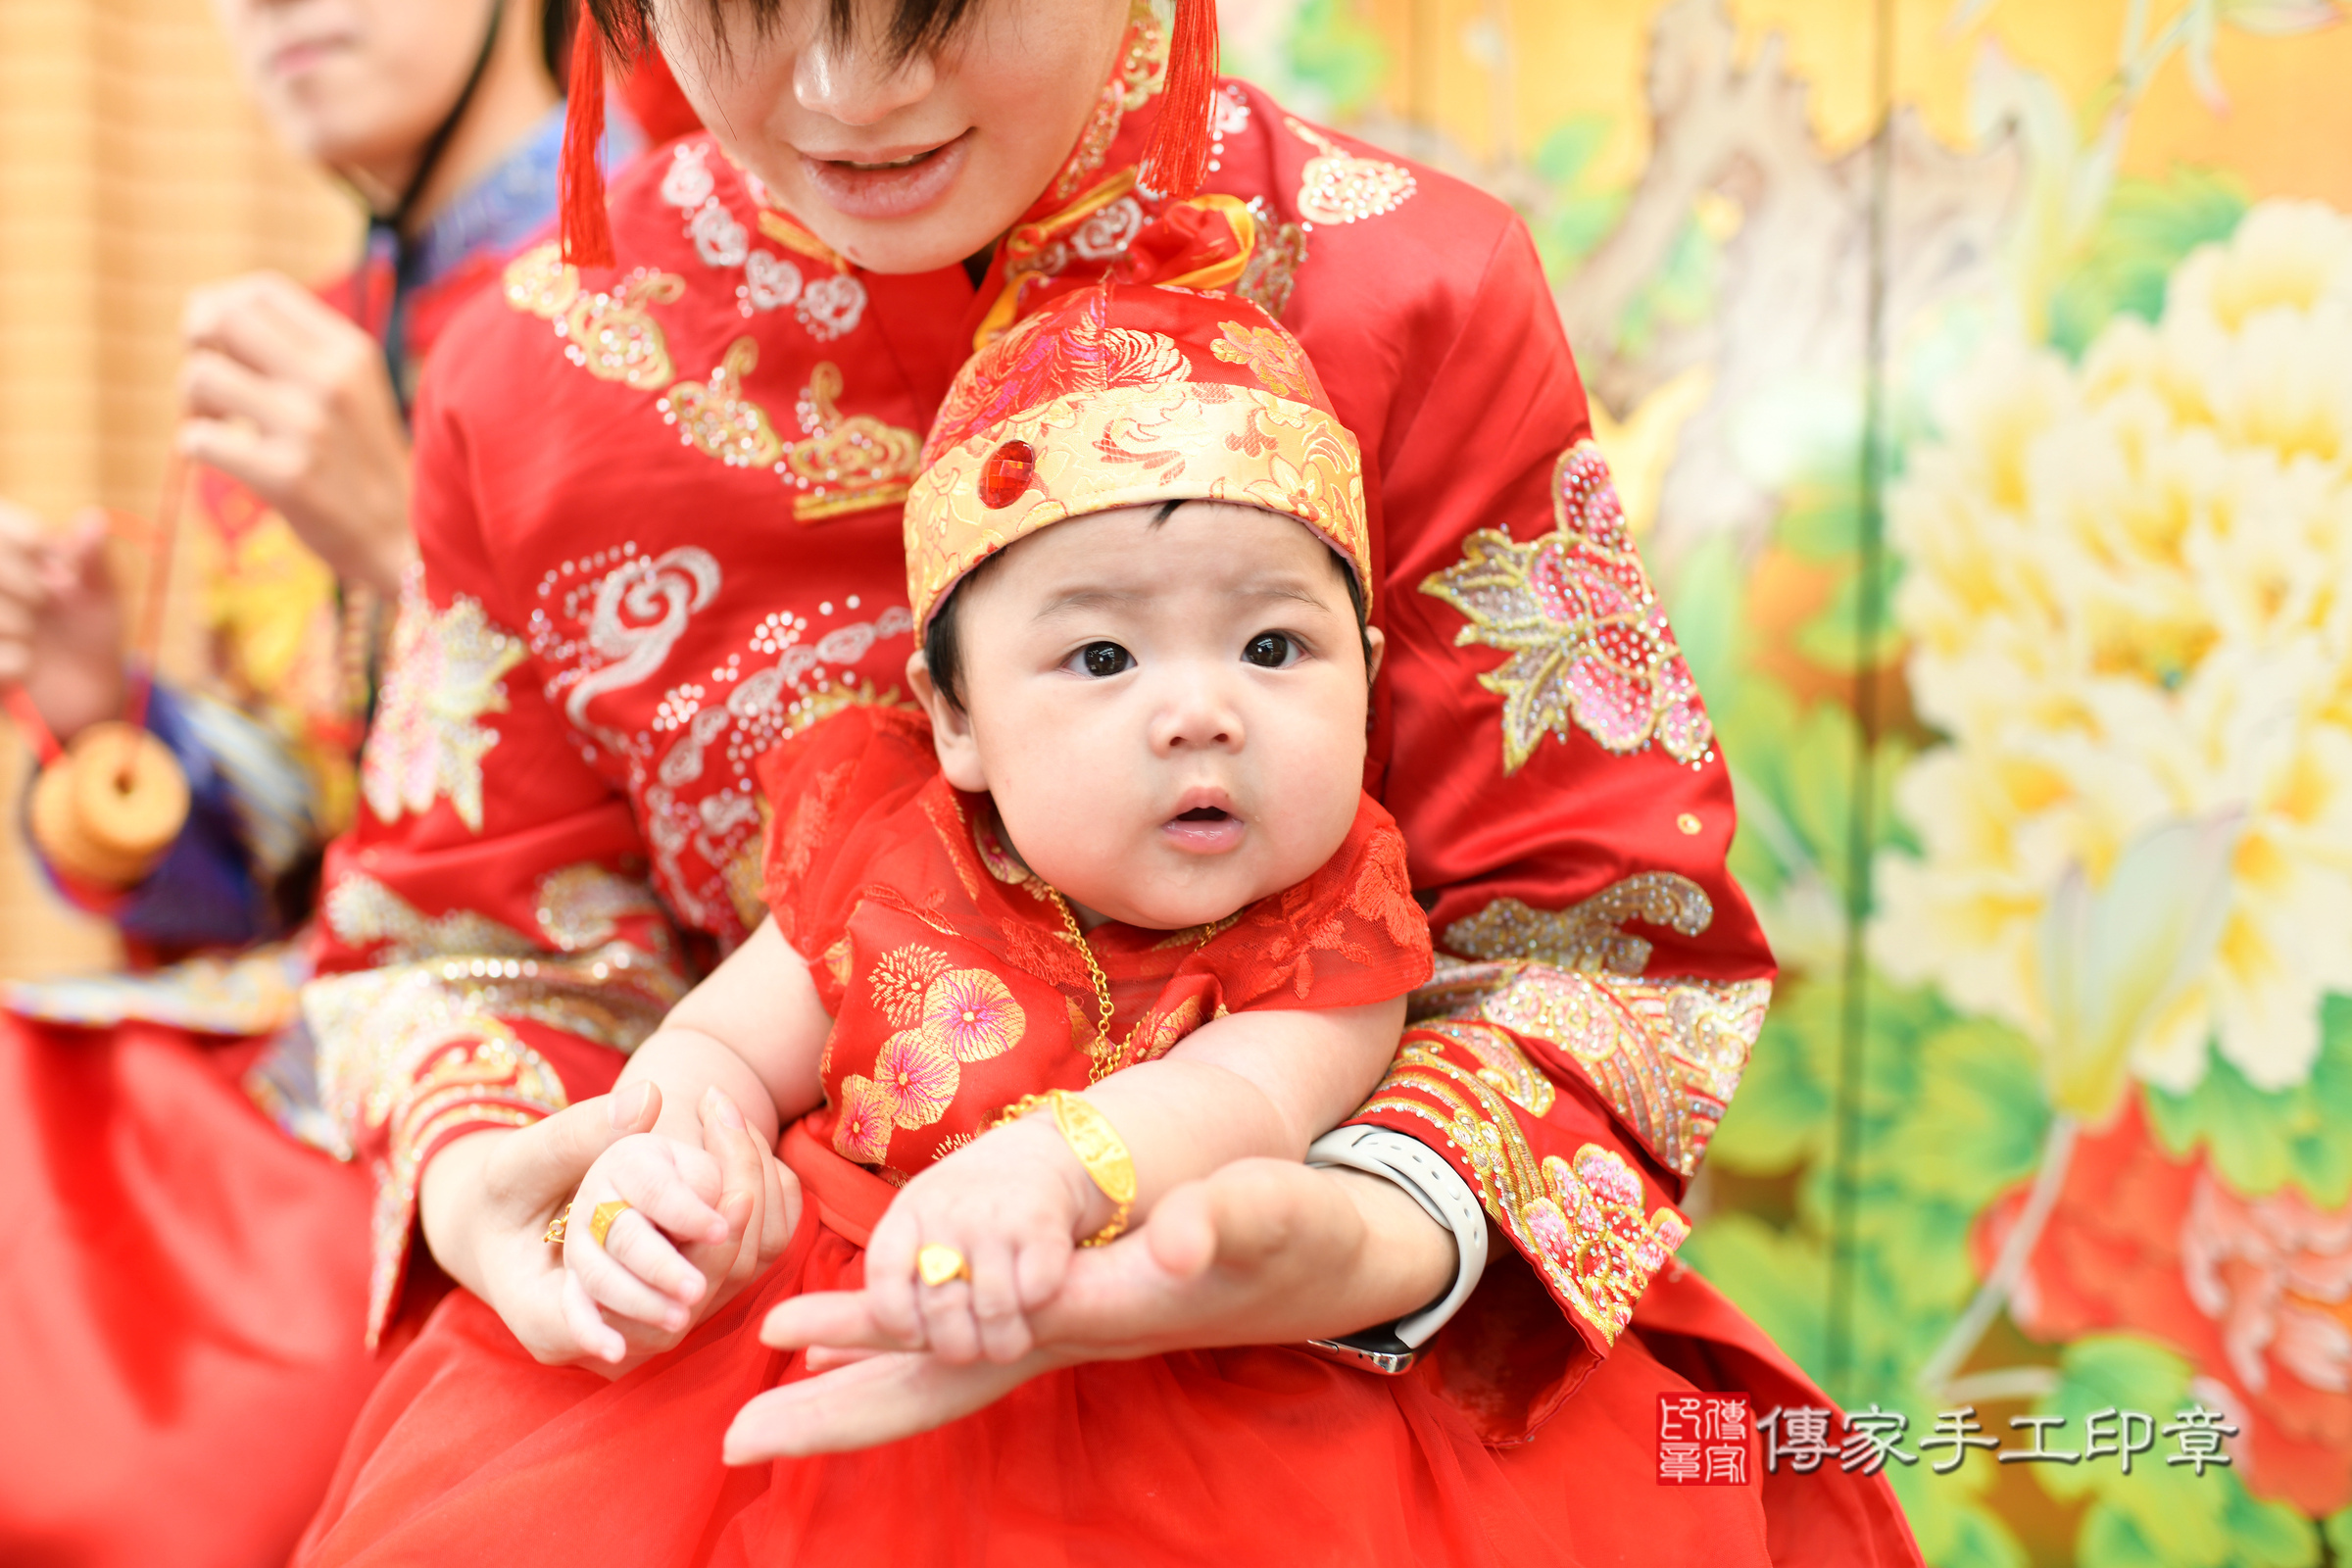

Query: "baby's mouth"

xmin=1162 ymin=803 xmax=1245 ymax=854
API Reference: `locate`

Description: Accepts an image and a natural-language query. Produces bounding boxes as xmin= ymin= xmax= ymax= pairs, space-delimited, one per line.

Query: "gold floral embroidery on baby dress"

xmin=833 ymin=942 xmax=1028 ymax=1161
xmin=1421 ymin=441 xmax=1714 ymax=773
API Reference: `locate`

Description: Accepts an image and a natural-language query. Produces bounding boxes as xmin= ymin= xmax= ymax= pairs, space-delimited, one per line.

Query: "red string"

xmin=2 ymin=453 xmax=185 ymax=774
xmin=3 ymin=687 xmax=62 ymax=766
xmin=120 ymin=449 xmax=186 ymax=741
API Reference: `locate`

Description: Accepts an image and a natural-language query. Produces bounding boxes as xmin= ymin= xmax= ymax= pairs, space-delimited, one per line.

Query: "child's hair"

xmin=922 ymin=500 xmax=1374 ymax=712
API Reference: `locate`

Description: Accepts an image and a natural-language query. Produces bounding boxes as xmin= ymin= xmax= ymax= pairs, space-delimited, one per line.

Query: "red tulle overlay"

xmin=0 ymin=1014 xmax=388 ymax=1567
xmin=297 ymin=1133 xmax=1914 ymax=1568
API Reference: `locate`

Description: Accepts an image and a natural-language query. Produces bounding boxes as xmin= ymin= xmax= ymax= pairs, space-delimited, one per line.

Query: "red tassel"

xmin=561 ymin=20 xmax=615 ymax=268
xmin=1138 ymin=0 xmax=1218 ymax=200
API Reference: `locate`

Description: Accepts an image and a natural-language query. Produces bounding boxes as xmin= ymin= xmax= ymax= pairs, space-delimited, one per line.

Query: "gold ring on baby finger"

xmin=916 ymin=1244 xmax=970 ymax=1287
xmin=542 ymin=1200 xmax=573 ymax=1247
xmin=588 ymin=1200 xmax=632 ymax=1250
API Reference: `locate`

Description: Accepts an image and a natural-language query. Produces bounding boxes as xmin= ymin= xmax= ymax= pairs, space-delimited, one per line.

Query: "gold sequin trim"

xmin=311 ymin=859 xmax=688 ymax=1343
xmin=1054 ymin=0 xmax=1166 ymax=201
xmin=1234 ymin=203 xmax=1307 ymax=319
xmin=1441 ymin=873 xmax=1713 ymax=976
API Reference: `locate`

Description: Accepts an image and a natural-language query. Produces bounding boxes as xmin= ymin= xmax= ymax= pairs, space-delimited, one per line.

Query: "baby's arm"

xmin=861 ymin=995 xmax=1405 ymax=1364
xmin=562 ymin=918 xmax=832 ymax=1354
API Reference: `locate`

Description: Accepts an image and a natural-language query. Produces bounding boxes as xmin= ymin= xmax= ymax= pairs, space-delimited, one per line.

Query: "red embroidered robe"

xmin=306 ymin=13 xmax=1877 ymax=1515
xmin=295 ymin=713 xmax=1914 ymax=1568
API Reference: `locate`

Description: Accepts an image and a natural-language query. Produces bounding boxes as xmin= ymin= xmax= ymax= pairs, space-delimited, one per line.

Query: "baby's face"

xmin=916 ymin=502 xmax=1381 ymax=930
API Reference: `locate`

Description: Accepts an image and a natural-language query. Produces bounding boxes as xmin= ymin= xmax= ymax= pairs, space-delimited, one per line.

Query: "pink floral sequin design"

xmin=1521 ymin=1144 xmax=1691 ymax=1345
xmin=1420 ymin=441 xmax=1714 ymax=773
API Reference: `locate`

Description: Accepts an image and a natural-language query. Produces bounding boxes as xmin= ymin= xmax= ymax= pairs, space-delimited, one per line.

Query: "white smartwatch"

xmin=1301 ymin=1125 xmax=1490 ymax=1374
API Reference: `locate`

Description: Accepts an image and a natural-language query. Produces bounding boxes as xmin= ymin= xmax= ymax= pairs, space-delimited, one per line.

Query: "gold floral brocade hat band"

xmin=905 ymin=281 xmax=1371 ymax=632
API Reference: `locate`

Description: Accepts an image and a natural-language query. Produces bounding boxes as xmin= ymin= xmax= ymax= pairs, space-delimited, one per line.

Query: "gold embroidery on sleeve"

xmin=1421 ymin=441 xmax=1714 ymax=773
xmin=1442 ymin=872 xmax=1714 ymax=975
xmin=362 ymin=578 xmax=526 ymax=832
xmin=307 ymin=863 xmax=693 ymax=1339
xmin=1408 ymin=957 xmax=1769 ymax=1180
xmin=1365 ymin=1037 xmax=1687 ymax=1346
xmin=364 ymin=1023 xmax=564 ymax=1344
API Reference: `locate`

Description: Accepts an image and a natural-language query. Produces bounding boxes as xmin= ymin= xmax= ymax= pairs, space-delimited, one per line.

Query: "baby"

xmin=557 ymin=280 xmax=1433 ymax=1367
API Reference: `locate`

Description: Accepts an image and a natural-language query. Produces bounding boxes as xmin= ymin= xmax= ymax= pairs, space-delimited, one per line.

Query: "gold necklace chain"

xmin=1045 ymin=887 xmax=1116 ymax=1060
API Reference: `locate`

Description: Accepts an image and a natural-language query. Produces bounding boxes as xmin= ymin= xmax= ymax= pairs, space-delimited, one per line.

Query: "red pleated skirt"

xmin=0 ymin=1012 xmax=387 ymax=1568
xmin=295 ymin=1129 xmax=1919 ymax=1568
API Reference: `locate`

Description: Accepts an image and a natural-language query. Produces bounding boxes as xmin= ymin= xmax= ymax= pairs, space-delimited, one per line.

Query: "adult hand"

xmin=179 ymin=272 xmax=414 ymax=598
xmin=729 ymin=1157 xmax=1459 ymax=1460
xmin=418 ymin=1084 xmax=801 ymax=1375
xmin=0 ymin=502 xmax=123 ymax=742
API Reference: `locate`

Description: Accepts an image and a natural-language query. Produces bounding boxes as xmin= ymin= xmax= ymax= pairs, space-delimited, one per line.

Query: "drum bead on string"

xmin=8 ymin=456 xmax=195 ymax=891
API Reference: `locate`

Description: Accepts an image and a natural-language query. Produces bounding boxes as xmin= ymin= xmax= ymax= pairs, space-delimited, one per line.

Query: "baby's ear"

xmin=906 ymin=651 xmax=988 ymax=792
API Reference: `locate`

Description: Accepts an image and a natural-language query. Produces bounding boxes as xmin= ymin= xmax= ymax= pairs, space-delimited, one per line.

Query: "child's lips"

xmin=1161 ymin=805 xmax=1245 ymax=855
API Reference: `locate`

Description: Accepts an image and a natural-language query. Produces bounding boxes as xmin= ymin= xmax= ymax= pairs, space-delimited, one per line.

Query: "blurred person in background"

xmin=0 ymin=2 xmax=689 ymax=1563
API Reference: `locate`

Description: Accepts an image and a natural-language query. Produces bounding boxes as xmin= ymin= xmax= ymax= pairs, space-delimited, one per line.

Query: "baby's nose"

xmin=1152 ymin=674 xmax=1245 ymax=752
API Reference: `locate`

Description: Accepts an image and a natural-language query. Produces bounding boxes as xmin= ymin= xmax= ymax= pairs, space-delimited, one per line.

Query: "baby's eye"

xmin=1074 ymin=641 xmax=1133 ymax=678
xmin=1242 ymin=632 xmax=1300 ymax=669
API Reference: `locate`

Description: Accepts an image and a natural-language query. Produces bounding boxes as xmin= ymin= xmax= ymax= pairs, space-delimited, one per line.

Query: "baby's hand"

xmin=860 ymin=1116 xmax=1097 ymax=1365
xmin=562 ymin=1131 xmax=731 ymax=1349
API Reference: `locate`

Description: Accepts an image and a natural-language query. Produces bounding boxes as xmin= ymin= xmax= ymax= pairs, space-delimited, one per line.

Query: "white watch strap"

xmin=1306 ymin=1125 xmax=1489 ymax=1348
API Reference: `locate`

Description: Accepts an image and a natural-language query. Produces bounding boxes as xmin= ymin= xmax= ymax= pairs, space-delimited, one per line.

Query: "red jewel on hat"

xmin=980 ymin=441 xmax=1037 ymax=509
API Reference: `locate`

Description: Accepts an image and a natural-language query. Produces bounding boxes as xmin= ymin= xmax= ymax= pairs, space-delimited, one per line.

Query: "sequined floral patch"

xmin=1285 ymin=118 xmax=1416 ymax=227
xmin=1421 ymin=441 xmax=1714 ymax=773
xmin=363 ymin=577 xmax=527 ymax=832
xmin=1522 ymin=1145 xmax=1690 ymax=1343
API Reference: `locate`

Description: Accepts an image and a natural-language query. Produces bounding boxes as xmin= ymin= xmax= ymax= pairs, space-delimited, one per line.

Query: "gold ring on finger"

xmin=916 ymin=1244 xmax=970 ymax=1287
xmin=588 ymin=1200 xmax=632 ymax=1249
